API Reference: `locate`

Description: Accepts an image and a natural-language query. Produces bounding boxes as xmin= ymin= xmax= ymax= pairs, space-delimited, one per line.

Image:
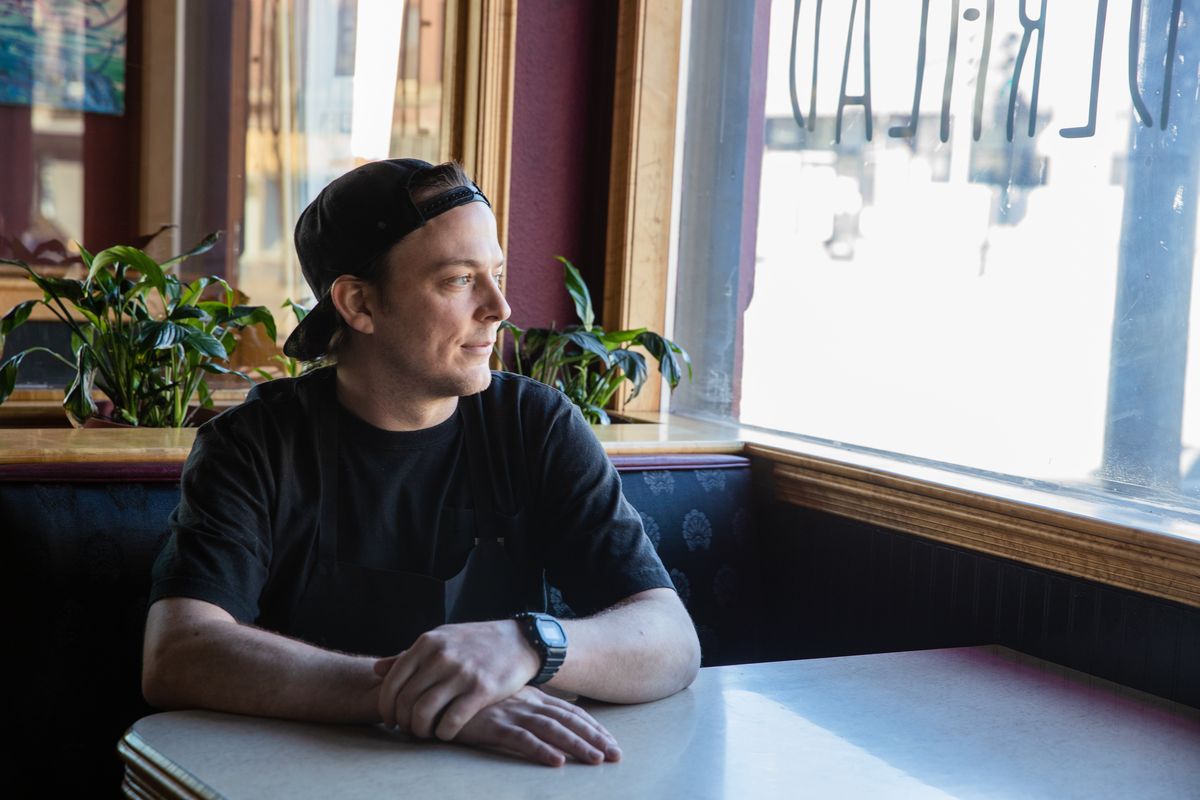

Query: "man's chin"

xmin=460 ymin=366 xmax=493 ymax=396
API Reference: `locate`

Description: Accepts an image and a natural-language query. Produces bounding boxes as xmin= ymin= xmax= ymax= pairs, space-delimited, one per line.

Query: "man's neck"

xmin=333 ymin=359 xmax=458 ymax=432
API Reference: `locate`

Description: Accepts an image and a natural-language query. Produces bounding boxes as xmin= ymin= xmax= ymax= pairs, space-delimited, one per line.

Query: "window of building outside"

xmin=222 ymin=0 xmax=448 ymax=345
xmin=1 ymin=0 xmax=447 ymax=387
xmin=672 ymin=0 xmax=1200 ymax=523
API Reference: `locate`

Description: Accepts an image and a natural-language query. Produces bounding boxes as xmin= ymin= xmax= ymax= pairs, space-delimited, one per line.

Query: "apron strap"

xmin=461 ymin=392 xmax=502 ymax=544
xmin=315 ymin=370 xmax=340 ymax=564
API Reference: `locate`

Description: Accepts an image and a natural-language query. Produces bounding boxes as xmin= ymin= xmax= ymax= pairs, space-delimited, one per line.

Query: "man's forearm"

xmin=545 ymin=589 xmax=701 ymax=704
xmin=143 ymin=602 xmax=383 ymax=724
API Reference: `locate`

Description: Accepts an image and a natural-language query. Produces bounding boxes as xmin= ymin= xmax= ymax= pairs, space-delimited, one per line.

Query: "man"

xmin=142 ymin=158 xmax=701 ymax=768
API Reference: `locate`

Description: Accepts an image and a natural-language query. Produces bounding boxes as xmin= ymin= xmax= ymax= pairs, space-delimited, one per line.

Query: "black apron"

xmin=287 ymin=378 xmax=547 ymax=656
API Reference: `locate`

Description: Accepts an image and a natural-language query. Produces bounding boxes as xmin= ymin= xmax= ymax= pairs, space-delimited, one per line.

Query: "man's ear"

xmin=329 ymin=276 xmax=375 ymax=335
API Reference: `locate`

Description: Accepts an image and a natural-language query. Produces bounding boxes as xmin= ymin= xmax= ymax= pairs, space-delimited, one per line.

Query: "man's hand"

xmin=453 ymin=686 xmax=621 ymax=767
xmin=374 ymin=620 xmax=541 ymax=740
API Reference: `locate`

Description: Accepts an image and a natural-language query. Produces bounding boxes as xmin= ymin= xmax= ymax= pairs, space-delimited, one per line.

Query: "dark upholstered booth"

xmin=3 ymin=452 xmax=761 ymax=796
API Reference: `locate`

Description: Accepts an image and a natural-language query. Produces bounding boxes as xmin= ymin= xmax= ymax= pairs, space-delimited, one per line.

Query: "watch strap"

xmin=514 ymin=612 xmax=567 ymax=686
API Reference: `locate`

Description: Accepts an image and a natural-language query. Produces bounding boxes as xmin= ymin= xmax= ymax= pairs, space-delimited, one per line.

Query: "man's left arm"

xmin=373 ymin=588 xmax=699 ymax=740
xmin=547 ymin=587 xmax=700 ymax=703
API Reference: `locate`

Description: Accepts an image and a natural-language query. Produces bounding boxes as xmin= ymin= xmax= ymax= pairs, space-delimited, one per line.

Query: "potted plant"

xmin=0 ymin=232 xmax=275 ymax=427
xmin=495 ymin=257 xmax=691 ymax=423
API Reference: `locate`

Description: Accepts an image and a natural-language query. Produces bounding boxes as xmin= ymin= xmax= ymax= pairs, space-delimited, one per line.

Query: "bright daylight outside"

xmin=237 ymin=0 xmax=444 ymax=341
xmin=726 ymin=0 xmax=1200 ymax=512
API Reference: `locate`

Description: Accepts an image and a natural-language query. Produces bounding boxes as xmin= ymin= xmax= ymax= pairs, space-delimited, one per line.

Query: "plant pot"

xmin=72 ymin=400 xmax=223 ymax=429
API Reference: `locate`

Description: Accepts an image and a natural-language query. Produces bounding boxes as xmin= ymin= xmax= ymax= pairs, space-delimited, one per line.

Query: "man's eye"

xmin=450 ymin=275 xmax=472 ymax=286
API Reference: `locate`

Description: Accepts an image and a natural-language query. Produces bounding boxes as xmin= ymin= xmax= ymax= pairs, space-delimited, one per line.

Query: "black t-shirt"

xmin=149 ymin=367 xmax=673 ymax=634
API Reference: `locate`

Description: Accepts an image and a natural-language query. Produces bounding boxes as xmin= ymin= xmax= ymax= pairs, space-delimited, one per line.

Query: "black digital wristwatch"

xmin=513 ymin=612 xmax=568 ymax=685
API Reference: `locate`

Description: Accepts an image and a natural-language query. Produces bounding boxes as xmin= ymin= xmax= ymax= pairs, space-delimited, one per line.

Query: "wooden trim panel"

xmin=449 ymin=0 xmax=517 ymax=256
xmin=752 ymin=443 xmax=1200 ymax=609
xmin=604 ymin=0 xmax=684 ymax=413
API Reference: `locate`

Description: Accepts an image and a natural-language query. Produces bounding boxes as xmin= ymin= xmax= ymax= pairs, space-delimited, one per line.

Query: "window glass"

xmin=236 ymin=0 xmax=448 ymax=340
xmin=673 ymin=0 xmax=1200 ymax=512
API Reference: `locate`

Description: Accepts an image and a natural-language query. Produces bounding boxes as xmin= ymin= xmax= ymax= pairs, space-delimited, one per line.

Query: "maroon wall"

xmin=84 ymin=0 xmax=144 ymax=250
xmin=505 ymin=0 xmax=617 ymax=330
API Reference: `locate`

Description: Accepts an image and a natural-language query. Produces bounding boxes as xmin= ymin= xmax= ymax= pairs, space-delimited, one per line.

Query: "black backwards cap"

xmin=283 ymin=158 xmax=491 ymax=360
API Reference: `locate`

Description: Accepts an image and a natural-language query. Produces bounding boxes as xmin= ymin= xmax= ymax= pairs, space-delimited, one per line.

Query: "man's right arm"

xmin=142 ymin=597 xmax=383 ymax=724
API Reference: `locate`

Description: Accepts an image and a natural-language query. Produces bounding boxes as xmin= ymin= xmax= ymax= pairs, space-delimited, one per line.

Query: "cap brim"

xmin=282 ymin=298 xmax=339 ymax=361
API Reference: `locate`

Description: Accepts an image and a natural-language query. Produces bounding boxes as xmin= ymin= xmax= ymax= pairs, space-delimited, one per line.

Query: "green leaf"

xmin=63 ymin=345 xmax=98 ymax=426
xmin=598 ymin=327 xmax=646 ymax=348
xmin=557 ymin=257 xmax=594 ymax=331
xmin=161 ymin=231 xmax=223 ymax=269
xmin=168 ymin=305 xmax=206 ymax=321
xmin=1 ymin=299 xmax=37 ymax=336
xmin=221 ymin=305 xmax=277 ymax=341
xmin=184 ymin=329 xmax=228 ymax=359
xmin=138 ymin=320 xmax=189 ymax=349
xmin=0 ymin=257 xmax=30 ymax=270
xmin=0 ymin=351 xmax=29 ymax=404
xmin=580 ymin=403 xmax=610 ymax=424
xmin=91 ymin=246 xmax=166 ymax=292
xmin=561 ymin=330 xmax=611 ymax=366
xmin=179 ymin=277 xmax=218 ymax=309
xmin=519 ymin=327 xmax=550 ymax=355
xmin=670 ymin=340 xmax=693 ymax=380
xmin=200 ymin=361 xmax=256 ymax=385
xmin=196 ymin=300 xmax=230 ymax=321
xmin=609 ymin=348 xmax=648 ymax=396
xmin=24 ymin=268 xmax=85 ymax=303
xmin=75 ymin=242 xmax=95 ymax=269
xmin=197 ymin=378 xmax=215 ymax=408
xmin=636 ymin=331 xmax=683 ymax=388
xmin=76 ymin=307 xmax=104 ymax=331
xmin=282 ymin=298 xmax=311 ymax=323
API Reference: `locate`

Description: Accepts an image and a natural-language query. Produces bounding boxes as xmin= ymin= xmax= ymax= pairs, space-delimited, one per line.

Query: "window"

xmin=187 ymin=0 xmax=451 ymax=339
xmin=671 ymin=0 xmax=1200 ymax=519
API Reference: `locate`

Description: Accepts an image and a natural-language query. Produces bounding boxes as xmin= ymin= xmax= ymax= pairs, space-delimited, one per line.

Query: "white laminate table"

xmin=118 ymin=646 xmax=1200 ymax=799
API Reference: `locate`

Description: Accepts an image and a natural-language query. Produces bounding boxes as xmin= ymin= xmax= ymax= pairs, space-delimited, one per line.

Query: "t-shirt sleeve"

xmin=535 ymin=398 xmax=675 ymax=616
xmin=148 ymin=414 xmax=273 ymax=623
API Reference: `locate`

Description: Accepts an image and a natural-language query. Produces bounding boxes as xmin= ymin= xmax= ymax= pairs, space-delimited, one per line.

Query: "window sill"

xmin=612 ymin=413 xmax=1200 ymax=609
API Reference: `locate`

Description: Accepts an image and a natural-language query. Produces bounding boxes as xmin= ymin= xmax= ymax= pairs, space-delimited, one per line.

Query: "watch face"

xmin=537 ymin=618 xmax=567 ymax=647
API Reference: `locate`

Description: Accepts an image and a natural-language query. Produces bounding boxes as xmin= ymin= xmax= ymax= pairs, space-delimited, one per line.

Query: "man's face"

xmin=365 ymin=201 xmax=510 ymax=399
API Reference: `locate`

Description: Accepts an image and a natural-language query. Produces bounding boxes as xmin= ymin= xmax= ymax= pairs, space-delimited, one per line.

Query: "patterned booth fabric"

xmin=559 ymin=454 xmax=761 ymax=668
xmin=2 ymin=452 xmax=760 ymax=795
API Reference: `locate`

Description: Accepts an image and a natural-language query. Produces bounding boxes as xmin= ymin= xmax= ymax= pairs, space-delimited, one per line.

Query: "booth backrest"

xmin=2 ymin=452 xmax=759 ymax=795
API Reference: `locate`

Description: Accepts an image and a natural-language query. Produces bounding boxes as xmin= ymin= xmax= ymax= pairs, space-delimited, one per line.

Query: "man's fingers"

xmin=393 ymin=665 xmax=452 ymax=734
xmin=378 ymin=651 xmax=422 ymax=728
xmin=373 ymin=655 xmax=400 ymax=678
xmin=538 ymin=696 xmax=621 ymax=758
xmin=519 ymin=713 xmax=606 ymax=765
xmin=535 ymin=703 xmax=621 ymax=761
xmin=408 ymin=680 xmax=461 ymax=739
xmin=433 ymin=691 xmax=493 ymax=742
xmin=493 ymin=725 xmax=568 ymax=767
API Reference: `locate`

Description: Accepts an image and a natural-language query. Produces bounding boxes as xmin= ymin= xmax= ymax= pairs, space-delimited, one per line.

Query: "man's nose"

xmin=480 ymin=277 xmax=511 ymax=321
